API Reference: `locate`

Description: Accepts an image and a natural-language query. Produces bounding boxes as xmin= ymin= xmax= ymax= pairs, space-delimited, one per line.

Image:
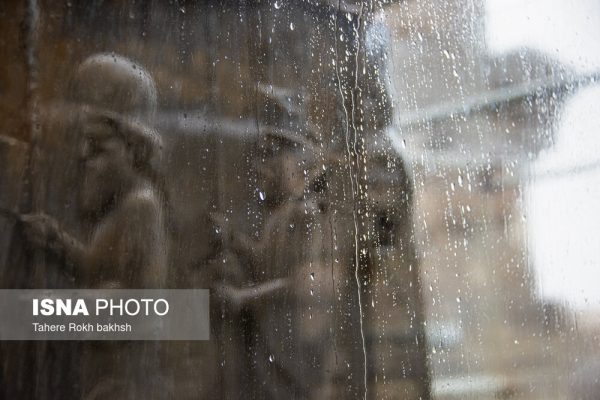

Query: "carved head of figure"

xmin=68 ymin=54 xmax=161 ymax=216
xmin=255 ymin=130 xmax=317 ymax=206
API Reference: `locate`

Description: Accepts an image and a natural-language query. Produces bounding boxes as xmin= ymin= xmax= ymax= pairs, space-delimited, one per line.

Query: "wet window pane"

xmin=0 ymin=1 xmax=599 ymax=399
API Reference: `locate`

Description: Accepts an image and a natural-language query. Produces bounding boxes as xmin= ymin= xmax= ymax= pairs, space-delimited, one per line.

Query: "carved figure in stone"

xmin=20 ymin=53 xmax=166 ymax=289
xmin=19 ymin=53 xmax=168 ymax=399
xmin=211 ymin=130 xmax=340 ymax=398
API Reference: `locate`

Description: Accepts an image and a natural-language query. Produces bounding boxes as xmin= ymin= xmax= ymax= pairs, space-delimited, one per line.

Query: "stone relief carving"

xmin=16 ymin=54 xmax=169 ymax=399
xmin=0 ymin=4 xmax=426 ymax=398
xmin=210 ymin=129 xmax=341 ymax=398
xmin=20 ymin=54 xmax=167 ymax=289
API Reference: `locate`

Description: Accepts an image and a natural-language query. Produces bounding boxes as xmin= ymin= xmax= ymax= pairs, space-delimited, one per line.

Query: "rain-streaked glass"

xmin=0 ymin=1 xmax=599 ymax=399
